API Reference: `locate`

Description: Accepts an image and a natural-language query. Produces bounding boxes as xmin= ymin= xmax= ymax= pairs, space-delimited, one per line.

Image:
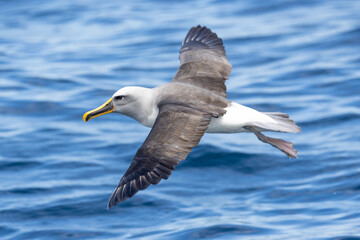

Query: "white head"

xmin=83 ymin=86 xmax=153 ymax=123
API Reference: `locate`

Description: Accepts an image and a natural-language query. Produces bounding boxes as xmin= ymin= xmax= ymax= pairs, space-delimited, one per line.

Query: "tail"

xmin=253 ymin=112 xmax=301 ymax=133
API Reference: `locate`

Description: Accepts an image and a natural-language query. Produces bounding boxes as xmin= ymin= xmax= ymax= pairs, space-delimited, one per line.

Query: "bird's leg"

xmin=245 ymin=126 xmax=298 ymax=158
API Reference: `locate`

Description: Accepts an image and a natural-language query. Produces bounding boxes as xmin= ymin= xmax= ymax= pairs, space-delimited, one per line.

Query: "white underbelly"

xmin=206 ymin=102 xmax=276 ymax=133
xmin=140 ymin=101 xmax=276 ymax=133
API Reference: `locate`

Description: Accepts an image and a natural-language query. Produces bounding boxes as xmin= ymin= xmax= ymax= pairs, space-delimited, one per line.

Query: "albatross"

xmin=83 ymin=26 xmax=301 ymax=209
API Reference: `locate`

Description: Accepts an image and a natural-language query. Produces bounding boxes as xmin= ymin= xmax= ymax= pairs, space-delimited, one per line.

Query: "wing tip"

xmin=107 ymin=189 xmax=118 ymax=210
xmin=181 ymin=25 xmax=225 ymax=53
xmin=106 ymin=164 xmax=174 ymax=209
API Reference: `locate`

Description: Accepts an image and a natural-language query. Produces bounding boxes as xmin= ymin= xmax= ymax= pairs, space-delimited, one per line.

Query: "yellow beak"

xmin=83 ymin=98 xmax=114 ymax=122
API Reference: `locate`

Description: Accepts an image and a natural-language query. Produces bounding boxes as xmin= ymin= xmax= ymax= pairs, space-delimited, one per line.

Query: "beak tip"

xmin=83 ymin=113 xmax=89 ymax=122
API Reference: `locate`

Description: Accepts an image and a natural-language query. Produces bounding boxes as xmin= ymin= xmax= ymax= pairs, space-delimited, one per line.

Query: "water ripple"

xmin=1 ymin=0 xmax=360 ymax=239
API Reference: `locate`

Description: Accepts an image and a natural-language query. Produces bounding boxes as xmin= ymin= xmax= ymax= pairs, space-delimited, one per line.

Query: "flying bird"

xmin=83 ymin=26 xmax=301 ymax=209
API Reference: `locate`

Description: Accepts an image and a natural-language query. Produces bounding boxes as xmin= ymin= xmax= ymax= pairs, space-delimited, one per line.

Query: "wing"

xmin=107 ymin=104 xmax=211 ymax=209
xmin=172 ymin=25 xmax=232 ymax=98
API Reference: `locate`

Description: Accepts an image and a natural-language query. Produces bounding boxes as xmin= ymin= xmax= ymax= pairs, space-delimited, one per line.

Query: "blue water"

xmin=1 ymin=0 xmax=360 ymax=239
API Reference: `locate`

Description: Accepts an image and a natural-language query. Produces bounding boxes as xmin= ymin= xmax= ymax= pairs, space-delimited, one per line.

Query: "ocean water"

xmin=1 ymin=0 xmax=360 ymax=239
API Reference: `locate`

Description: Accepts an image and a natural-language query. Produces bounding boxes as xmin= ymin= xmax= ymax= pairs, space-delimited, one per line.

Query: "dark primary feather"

xmin=181 ymin=26 xmax=225 ymax=54
xmin=172 ymin=25 xmax=232 ymax=98
xmin=107 ymin=104 xmax=213 ymax=209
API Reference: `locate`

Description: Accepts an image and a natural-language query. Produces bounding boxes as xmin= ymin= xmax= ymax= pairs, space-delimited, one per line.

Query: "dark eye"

xmin=114 ymin=95 xmax=124 ymax=101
